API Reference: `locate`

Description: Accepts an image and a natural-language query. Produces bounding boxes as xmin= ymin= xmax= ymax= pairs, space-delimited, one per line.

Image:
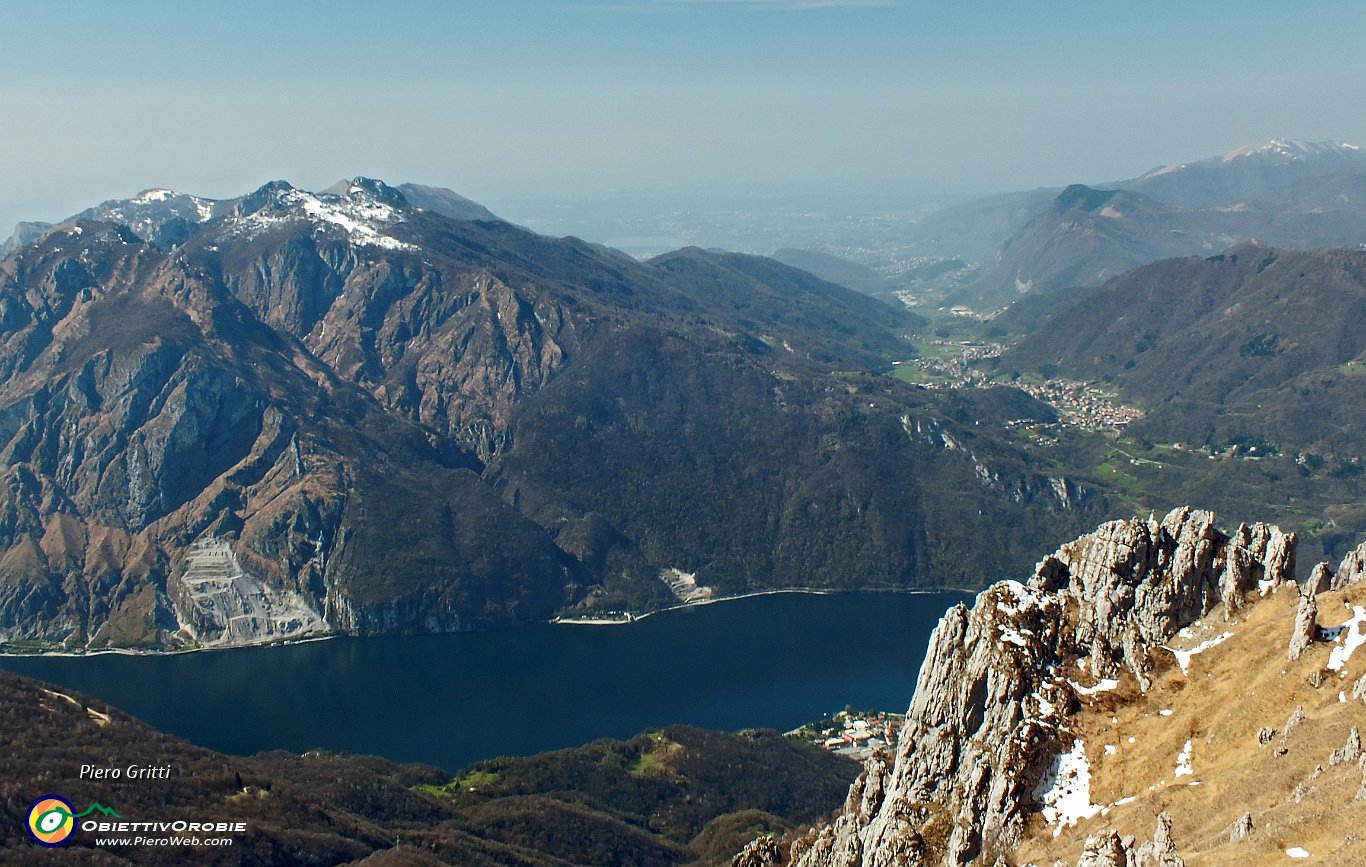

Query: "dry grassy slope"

xmin=1011 ymin=581 xmax=1366 ymax=865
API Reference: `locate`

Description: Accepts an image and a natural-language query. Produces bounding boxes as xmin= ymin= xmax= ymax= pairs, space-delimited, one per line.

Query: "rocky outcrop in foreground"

xmin=1073 ymin=811 xmax=1184 ymax=867
xmin=1331 ymin=541 xmax=1366 ymax=591
xmin=788 ymin=507 xmax=1295 ymax=867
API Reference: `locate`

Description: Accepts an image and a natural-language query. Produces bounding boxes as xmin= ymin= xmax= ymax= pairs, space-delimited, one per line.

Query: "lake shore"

xmin=553 ymin=585 xmax=971 ymax=626
xmin=1 ymin=586 xmax=974 ymax=654
xmin=0 ymin=632 xmax=337 ymax=658
xmin=0 ymin=590 xmax=964 ymax=770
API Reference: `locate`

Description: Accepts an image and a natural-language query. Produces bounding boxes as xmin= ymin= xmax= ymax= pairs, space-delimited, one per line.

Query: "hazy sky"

xmin=3 ymin=0 xmax=1365 ymax=232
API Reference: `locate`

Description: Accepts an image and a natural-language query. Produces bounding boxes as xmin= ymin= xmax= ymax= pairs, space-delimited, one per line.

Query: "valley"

xmin=4 ymin=135 xmax=1366 ymax=866
xmin=8 ymin=0 xmax=1366 ymax=862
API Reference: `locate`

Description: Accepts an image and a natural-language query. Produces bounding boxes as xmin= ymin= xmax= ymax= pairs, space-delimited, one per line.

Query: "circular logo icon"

xmin=26 ymin=795 xmax=76 ymax=847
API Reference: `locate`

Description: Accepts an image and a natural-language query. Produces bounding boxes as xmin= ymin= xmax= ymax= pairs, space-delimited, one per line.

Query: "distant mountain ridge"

xmin=1124 ymin=138 xmax=1366 ymax=207
xmin=769 ymin=248 xmax=890 ymax=296
xmin=897 ymin=138 xmax=1366 ymax=310
xmin=0 ymin=180 xmax=508 ymax=257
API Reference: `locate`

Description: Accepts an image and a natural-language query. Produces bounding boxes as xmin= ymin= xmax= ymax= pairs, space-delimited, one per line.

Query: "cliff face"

xmin=217 ymin=208 xmax=572 ymax=462
xmin=789 ymin=508 xmax=1295 ymax=867
xmin=0 ymin=212 xmax=581 ymax=648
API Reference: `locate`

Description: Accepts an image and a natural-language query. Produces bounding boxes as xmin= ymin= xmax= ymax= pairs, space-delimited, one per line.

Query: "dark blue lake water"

xmin=0 ymin=591 xmax=965 ymax=772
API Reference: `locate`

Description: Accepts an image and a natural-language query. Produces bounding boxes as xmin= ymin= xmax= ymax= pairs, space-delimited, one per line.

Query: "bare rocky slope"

xmin=0 ymin=180 xmax=1102 ymax=650
xmin=737 ymin=507 xmax=1366 ymax=867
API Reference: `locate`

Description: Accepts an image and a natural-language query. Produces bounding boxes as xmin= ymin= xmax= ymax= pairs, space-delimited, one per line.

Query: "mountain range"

xmin=890 ymin=139 xmax=1366 ymax=311
xmin=7 ymin=145 xmax=1366 ymax=864
xmin=0 ymin=179 xmax=1101 ymax=650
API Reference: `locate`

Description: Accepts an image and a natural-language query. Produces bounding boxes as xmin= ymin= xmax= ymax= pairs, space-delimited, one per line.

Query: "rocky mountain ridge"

xmin=773 ymin=507 xmax=1309 ymax=867
xmin=0 ymin=179 xmax=1100 ymax=651
xmin=0 ymin=181 xmax=506 ymax=258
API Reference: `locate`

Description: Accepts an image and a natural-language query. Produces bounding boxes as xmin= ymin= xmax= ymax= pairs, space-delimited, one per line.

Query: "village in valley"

xmin=895 ymin=336 xmax=1145 ymax=434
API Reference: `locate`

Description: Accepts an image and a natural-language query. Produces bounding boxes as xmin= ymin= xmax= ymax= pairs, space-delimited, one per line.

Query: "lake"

xmin=0 ymin=590 xmax=967 ymax=772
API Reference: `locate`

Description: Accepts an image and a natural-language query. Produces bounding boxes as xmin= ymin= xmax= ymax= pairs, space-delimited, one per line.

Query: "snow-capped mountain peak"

xmin=1137 ymin=139 xmax=1366 ymax=182
xmin=1219 ymin=138 xmax=1362 ymax=163
xmin=228 ymin=178 xmax=417 ymax=251
xmin=132 ymin=188 xmax=179 ymax=203
xmin=72 ymin=189 xmax=221 ymax=237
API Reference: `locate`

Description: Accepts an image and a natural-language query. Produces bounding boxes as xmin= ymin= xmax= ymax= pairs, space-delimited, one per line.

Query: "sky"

xmin=2 ymin=0 xmax=1365 ymax=234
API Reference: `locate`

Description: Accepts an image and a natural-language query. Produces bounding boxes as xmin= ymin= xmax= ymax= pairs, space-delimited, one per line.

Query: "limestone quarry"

xmin=168 ymin=536 xmax=326 ymax=648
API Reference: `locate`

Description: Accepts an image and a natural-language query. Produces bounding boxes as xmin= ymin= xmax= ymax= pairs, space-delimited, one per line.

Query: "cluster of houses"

xmin=1012 ymin=378 xmax=1144 ymax=432
xmin=899 ymin=340 xmax=1005 ymax=389
xmin=789 ymin=709 xmax=905 ymax=760
xmin=899 ymin=338 xmax=1145 ymax=436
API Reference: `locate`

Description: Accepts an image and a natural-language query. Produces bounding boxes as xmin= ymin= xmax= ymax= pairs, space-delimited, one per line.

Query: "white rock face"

xmin=170 ymin=536 xmax=327 ymax=647
xmin=660 ymin=568 xmax=713 ymax=603
xmin=789 ymin=508 xmax=1294 ymax=867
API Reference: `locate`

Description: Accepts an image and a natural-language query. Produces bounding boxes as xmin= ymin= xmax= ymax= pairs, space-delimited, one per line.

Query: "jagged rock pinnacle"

xmin=1288 ymin=592 xmax=1318 ymax=660
xmin=1335 ymin=541 xmax=1366 ymax=591
xmin=787 ymin=508 xmax=1294 ymax=867
xmin=1308 ymin=561 xmax=1335 ymax=595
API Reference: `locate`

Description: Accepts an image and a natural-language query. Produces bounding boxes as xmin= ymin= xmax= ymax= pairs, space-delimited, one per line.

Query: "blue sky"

xmin=2 ymin=0 xmax=1365 ymax=230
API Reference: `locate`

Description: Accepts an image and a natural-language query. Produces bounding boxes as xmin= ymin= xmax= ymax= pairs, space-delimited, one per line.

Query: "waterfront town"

xmin=787 ymin=708 xmax=907 ymax=760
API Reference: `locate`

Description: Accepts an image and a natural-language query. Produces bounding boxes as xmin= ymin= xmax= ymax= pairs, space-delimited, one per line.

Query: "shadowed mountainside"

xmin=1003 ymin=243 xmax=1366 ymax=458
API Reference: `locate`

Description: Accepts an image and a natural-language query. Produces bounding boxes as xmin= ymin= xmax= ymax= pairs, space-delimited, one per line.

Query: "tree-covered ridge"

xmin=0 ymin=671 xmax=857 ymax=865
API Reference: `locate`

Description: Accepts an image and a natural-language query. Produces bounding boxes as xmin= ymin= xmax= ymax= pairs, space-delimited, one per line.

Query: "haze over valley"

xmin=4 ymin=1 xmax=1366 ymax=864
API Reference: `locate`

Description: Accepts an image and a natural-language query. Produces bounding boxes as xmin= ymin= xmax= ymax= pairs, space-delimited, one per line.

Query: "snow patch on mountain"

xmin=1220 ymin=138 xmax=1362 ymax=163
xmin=1034 ymin=740 xmax=1103 ymax=836
xmin=231 ymin=181 xmax=417 ymax=251
xmin=1327 ymin=605 xmax=1366 ymax=672
xmin=133 ymin=188 xmax=177 ymax=203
